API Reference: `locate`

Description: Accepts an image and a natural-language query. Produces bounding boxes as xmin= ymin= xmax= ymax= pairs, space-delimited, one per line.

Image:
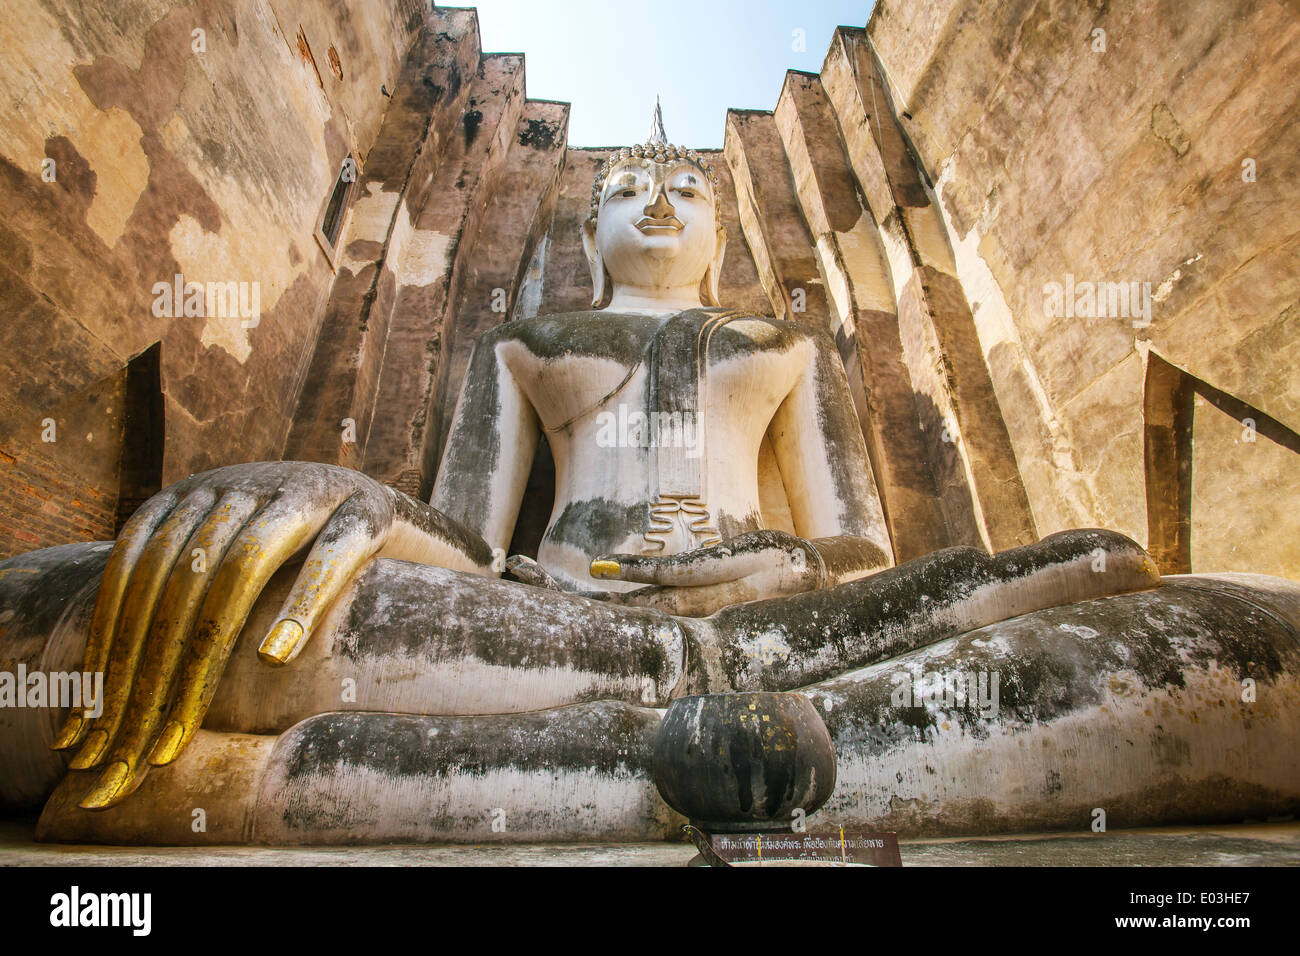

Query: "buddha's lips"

xmin=636 ymin=216 xmax=683 ymax=233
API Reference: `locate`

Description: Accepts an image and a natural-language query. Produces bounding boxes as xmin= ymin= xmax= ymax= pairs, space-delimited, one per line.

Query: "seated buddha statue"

xmin=2 ymin=119 xmax=1298 ymax=844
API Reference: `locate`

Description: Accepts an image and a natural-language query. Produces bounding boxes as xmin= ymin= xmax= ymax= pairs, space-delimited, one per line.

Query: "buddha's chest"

xmin=498 ymin=318 xmax=808 ymax=435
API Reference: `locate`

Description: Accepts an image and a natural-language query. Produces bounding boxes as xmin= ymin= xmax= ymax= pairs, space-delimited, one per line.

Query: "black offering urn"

xmin=653 ymin=692 xmax=837 ymax=833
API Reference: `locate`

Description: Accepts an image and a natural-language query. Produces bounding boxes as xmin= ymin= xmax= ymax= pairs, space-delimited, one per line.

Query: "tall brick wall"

xmin=864 ymin=0 xmax=1300 ymax=577
xmin=0 ymin=0 xmax=424 ymax=560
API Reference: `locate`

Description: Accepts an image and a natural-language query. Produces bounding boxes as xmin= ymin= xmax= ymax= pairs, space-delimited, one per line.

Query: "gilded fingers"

xmin=259 ymin=619 xmax=304 ymax=666
xmin=590 ymin=547 xmax=743 ymax=587
xmin=590 ymin=559 xmax=622 ymax=579
xmin=68 ymin=487 xmax=218 ymax=771
xmin=257 ymin=489 xmax=390 ymax=666
xmin=145 ymin=496 xmax=337 ymax=768
xmin=50 ymin=490 xmax=180 ymax=752
xmin=593 ymin=531 xmax=826 ymax=616
xmin=51 ymin=463 xmax=407 ymax=810
xmin=591 ymin=536 xmax=753 ymax=587
xmin=77 ymin=491 xmax=260 ymax=809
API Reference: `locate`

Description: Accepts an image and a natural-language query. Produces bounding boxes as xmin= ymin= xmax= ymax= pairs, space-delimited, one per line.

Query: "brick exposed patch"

xmin=0 ymin=448 xmax=116 ymax=559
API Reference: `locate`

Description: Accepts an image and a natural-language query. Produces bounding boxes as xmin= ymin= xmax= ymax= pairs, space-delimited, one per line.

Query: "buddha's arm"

xmin=49 ymin=344 xmax=543 ymax=805
xmin=49 ymin=333 xmax=540 ymax=812
xmin=765 ymin=329 xmax=893 ymax=583
xmin=430 ymin=326 xmax=541 ymax=558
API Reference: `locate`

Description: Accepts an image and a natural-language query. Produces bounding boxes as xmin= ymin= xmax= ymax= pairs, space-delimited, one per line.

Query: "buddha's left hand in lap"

xmin=590 ymin=529 xmax=884 ymax=616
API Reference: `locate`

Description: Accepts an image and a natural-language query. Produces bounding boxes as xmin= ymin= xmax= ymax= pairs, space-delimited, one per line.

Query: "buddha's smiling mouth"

xmin=635 ymin=216 xmax=684 ymax=234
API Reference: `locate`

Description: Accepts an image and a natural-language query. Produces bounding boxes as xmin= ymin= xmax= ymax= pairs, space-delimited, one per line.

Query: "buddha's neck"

xmin=604 ymin=284 xmax=703 ymax=315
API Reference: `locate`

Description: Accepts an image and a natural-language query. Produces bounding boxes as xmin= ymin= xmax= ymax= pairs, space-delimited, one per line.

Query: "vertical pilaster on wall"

xmin=772 ymin=71 xmax=948 ymax=561
xmin=724 ymin=111 xmax=829 ymax=325
xmin=430 ymin=100 xmax=571 ymax=475
xmin=534 ymin=149 xmax=607 ymax=315
xmin=1143 ymin=352 xmax=1300 ymax=576
xmin=698 ymin=149 xmax=772 ymax=318
xmin=364 ymin=52 xmax=527 ymax=500
xmin=821 ymin=26 xmax=1037 ymax=553
xmin=284 ymin=9 xmax=481 ymax=470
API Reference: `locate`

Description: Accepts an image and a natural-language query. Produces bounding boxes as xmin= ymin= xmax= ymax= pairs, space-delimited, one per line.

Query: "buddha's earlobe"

xmin=581 ymin=217 xmax=608 ymax=307
xmin=701 ymin=223 xmax=728 ymax=306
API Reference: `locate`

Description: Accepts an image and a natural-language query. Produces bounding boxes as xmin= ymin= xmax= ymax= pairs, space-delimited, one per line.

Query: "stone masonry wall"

xmin=865 ymin=0 xmax=1300 ymax=576
xmin=0 ymin=0 xmax=425 ymax=558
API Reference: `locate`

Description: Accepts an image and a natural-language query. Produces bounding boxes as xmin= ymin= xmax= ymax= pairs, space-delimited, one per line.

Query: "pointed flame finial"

xmin=648 ymin=95 xmax=667 ymax=146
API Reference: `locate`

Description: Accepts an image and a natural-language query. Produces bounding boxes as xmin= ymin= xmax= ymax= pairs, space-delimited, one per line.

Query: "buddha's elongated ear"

xmin=701 ymin=223 xmax=728 ymax=307
xmin=581 ymin=216 xmax=609 ymax=308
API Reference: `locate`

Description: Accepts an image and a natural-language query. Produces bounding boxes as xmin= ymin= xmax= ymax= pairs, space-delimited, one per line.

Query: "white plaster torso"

xmin=490 ymin=310 xmax=824 ymax=590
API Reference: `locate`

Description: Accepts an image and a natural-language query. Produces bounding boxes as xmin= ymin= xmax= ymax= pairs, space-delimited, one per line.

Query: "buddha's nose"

xmin=644 ymin=186 xmax=675 ymax=220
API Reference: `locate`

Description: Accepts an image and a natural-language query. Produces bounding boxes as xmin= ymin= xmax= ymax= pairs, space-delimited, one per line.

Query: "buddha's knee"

xmin=803 ymin=574 xmax=1300 ymax=834
xmin=0 ymin=542 xmax=109 ymax=814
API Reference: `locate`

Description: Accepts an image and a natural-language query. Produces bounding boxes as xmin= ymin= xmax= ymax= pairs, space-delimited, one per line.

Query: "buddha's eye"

xmin=621 ymin=189 xmax=637 ymax=198
xmin=676 ymin=188 xmax=696 ymax=199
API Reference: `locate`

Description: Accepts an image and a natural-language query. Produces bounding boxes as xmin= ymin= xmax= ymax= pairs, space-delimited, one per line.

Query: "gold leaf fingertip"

xmin=147 ymin=721 xmax=186 ymax=766
xmin=68 ymin=729 xmax=110 ymax=770
xmin=590 ymin=559 xmax=621 ymax=579
xmin=51 ymin=713 xmax=84 ymax=751
xmin=78 ymin=760 xmax=131 ymax=810
xmin=258 ymin=618 xmax=304 ymax=666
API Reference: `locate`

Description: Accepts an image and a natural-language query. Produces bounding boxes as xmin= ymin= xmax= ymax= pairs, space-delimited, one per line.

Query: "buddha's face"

xmin=589 ymin=159 xmax=722 ymax=298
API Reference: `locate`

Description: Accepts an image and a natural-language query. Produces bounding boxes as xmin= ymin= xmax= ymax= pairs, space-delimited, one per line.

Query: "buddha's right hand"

xmin=49 ymin=461 xmax=494 ymax=810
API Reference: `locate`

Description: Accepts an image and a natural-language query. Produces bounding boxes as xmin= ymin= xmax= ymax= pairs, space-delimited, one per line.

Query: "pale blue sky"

xmin=466 ymin=0 xmax=877 ymax=148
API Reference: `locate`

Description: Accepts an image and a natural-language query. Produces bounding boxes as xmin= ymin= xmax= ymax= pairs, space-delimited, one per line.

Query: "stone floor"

xmin=1 ymin=819 xmax=1298 ymax=866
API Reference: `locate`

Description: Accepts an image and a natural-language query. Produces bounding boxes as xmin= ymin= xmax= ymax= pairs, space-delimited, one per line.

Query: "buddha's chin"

xmin=624 ymin=237 xmax=713 ymax=275
xmin=629 ymin=231 xmax=685 ymax=255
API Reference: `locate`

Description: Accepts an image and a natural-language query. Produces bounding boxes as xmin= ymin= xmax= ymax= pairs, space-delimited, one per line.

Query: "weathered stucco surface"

xmin=1 ymin=2 xmax=1298 ymax=847
xmin=865 ymin=0 xmax=1300 ymax=576
xmin=0 ymin=0 xmax=425 ymax=557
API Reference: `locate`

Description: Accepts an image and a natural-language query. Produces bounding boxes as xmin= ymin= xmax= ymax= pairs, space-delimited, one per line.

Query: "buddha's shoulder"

xmin=475 ymin=311 xmax=660 ymax=362
xmin=478 ymin=309 xmax=823 ymax=355
xmin=478 ymin=308 xmax=821 ymax=345
xmin=713 ymin=312 xmax=825 ymax=348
